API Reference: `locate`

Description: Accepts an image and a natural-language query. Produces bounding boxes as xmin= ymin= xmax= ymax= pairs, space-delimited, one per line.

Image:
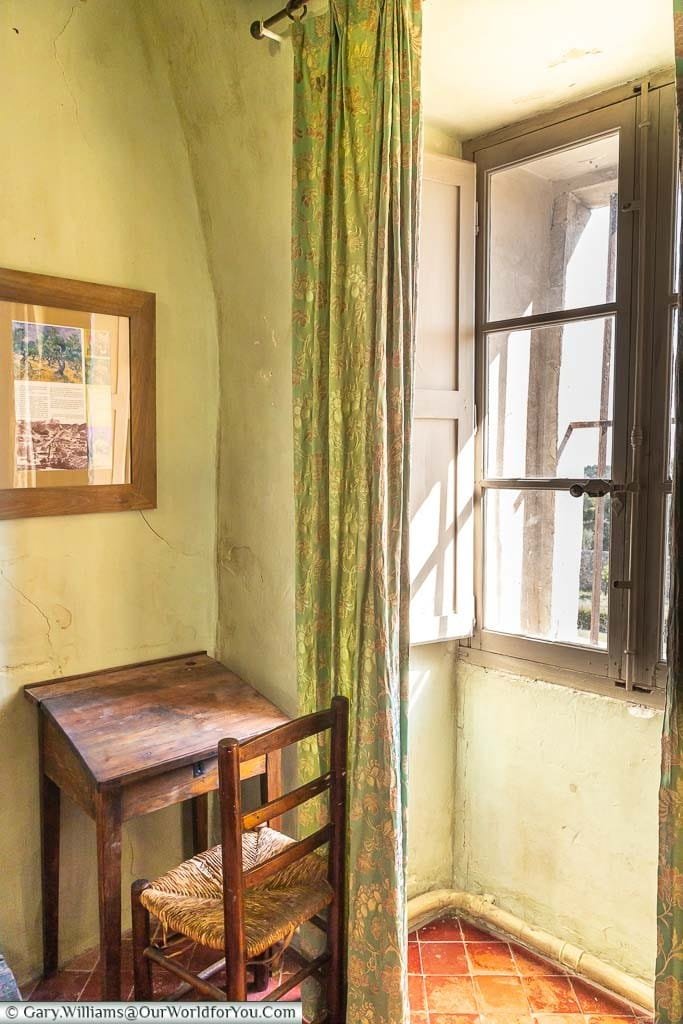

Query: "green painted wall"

xmin=0 ymin=0 xmax=218 ymax=985
xmin=454 ymin=661 xmax=661 ymax=982
xmin=143 ymin=0 xmax=298 ymax=720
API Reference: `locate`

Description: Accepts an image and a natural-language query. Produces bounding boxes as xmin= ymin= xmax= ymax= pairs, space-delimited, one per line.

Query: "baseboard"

xmin=407 ymin=889 xmax=653 ymax=1013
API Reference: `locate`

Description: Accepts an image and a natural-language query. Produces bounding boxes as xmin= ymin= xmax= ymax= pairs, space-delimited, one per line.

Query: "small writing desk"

xmin=25 ymin=652 xmax=289 ymax=1000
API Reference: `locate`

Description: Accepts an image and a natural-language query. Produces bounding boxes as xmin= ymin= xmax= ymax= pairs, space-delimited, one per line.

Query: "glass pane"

xmin=485 ymin=316 xmax=615 ymax=479
xmin=488 ymin=134 xmax=619 ymax=323
xmin=7 ymin=303 xmax=131 ymax=487
xmin=673 ymin=170 xmax=681 ymax=294
xmin=484 ymin=488 xmax=610 ymax=648
xmin=662 ymin=494 xmax=672 ymax=661
xmin=669 ymin=306 xmax=678 ymax=480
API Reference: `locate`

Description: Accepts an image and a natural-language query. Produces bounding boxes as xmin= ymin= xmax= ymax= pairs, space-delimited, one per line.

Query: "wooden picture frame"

xmin=0 ymin=266 xmax=155 ymax=519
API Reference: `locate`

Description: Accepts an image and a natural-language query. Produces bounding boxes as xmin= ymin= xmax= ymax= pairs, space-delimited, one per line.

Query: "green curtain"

xmin=291 ymin=1 xmax=422 ymax=1020
xmin=657 ymin=5 xmax=683 ymax=1020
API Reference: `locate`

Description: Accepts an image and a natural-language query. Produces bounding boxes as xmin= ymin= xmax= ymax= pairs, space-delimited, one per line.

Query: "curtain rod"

xmin=250 ymin=0 xmax=307 ymax=41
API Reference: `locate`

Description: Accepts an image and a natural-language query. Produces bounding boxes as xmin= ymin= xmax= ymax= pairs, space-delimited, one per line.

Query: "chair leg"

xmin=131 ymin=880 xmax=153 ymax=1000
xmin=250 ymin=950 xmax=271 ymax=993
xmin=326 ymin=898 xmax=346 ymax=1024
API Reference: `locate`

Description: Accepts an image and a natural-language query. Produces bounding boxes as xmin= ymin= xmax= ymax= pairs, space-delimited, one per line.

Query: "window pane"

xmin=488 ymin=135 xmax=619 ymax=323
xmin=673 ymin=175 xmax=681 ymax=294
xmin=670 ymin=306 xmax=678 ymax=480
xmin=662 ymin=494 xmax=672 ymax=661
xmin=484 ymin=488 xmax=610 ymax=648
xmin=485 ymin=316 xmax=615 ymax=479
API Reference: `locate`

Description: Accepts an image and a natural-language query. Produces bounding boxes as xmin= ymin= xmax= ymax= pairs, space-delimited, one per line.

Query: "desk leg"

xmin=260 ymin=750 xmax=284 ymax=833
xmin=192 ymin=794 xmax=209 ymax=854
xmin=40 ymin=772 xmax=60 ymax=976
xmin=96 ymin=792 xmax=123 ymax=1001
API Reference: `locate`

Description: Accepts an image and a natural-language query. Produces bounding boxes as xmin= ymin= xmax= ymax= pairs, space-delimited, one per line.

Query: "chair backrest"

xmin=217 ymin=695 xmax=349 ymax=997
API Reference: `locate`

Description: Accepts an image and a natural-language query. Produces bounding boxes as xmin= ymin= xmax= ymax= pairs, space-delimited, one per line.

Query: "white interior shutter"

xmin=410 ymin=153 xmax=476 ymax=644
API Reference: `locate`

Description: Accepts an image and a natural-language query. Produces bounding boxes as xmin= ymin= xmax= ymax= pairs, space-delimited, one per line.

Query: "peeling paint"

xmin=53 ymin=604 xmax=73 ymax=630
xmin=547 ymin=48 xmax=603 ymax=69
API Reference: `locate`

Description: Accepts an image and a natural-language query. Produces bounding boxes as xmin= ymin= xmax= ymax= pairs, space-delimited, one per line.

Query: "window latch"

xmin=568 ymin=480 xmax=631 ymax=499
xmin=569 ymin=479 xmax=613 ymax=498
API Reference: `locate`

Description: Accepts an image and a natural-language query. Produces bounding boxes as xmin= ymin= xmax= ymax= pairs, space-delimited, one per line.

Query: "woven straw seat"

xmin=140 ymin=827 xmax=333 ymax=959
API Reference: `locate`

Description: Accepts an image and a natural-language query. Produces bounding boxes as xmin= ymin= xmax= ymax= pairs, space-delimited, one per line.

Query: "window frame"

xmin=462 ymin=70 xmax=676 ymax=705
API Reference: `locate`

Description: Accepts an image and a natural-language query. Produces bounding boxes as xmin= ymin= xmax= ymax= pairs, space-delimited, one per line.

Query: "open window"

xmin=414 ymin=73 xmax=677 ymax=701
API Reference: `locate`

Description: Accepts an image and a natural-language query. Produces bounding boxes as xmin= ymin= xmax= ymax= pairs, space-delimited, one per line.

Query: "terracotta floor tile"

xmin=422 ymin=942 xmax=470 ymax=975
xmin=409 ymin=1015 xmax=429 ymax=1023
xmin=586 ymin=1017 xmax=639 ymax=1024
xmin=63 ymin=946 xmax=100 ymax=973
xmin=461 ymin=920 xmax=503 ymax=942
xmin=426 ymin=975 xmax=478 ymax=1014
xmin=29 ymin=972 xmax=90 ymax=1001
xmin=479 ymin=1015 xmax=535 ymax=1024
xmin=408 ymin=942 xmax=422 ymax=974
xmin=524 ymin=977 xmax=582 ymax=1014
xmin=430 ymin=1016 xmax=482 ymax=1024
xmin=409 ymin=974 xmax=427 ymax=1011
xmin=512 ymin=947 xmax=566 ymax=977
xmin=572 ymin=979 xmax=636 ymax=1016
xmin=534 ymin=1016 xmax=589 ymax=1024
xmin=468 ymin=942 xmax=517 ymax=974
xmin=475 ymin=975 xmax=531 ymax=1013
xmin=419 ymin=916 xmax=464 ymax=942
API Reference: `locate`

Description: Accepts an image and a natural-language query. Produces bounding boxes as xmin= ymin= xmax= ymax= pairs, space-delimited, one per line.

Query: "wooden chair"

xmin=131 ymin=696 xmax=348 ymax=1022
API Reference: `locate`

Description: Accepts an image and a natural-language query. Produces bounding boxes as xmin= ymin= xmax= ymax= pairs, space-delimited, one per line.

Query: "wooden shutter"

xmin=410 ymin=153 xmax=476 ymax=644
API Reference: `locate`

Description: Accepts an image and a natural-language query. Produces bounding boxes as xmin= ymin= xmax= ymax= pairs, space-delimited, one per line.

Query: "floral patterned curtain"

xmin=291 ymin=1 xmax=422 ymax=1021
xmin=656 ymin=5 xmax=683 ymax=1020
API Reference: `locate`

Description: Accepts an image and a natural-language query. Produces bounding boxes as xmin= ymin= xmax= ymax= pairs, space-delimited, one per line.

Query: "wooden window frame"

xmin=0 ymin=266 xmax=156 ymax=519
xmin=462 ymin=70 xmax=675 ymax=706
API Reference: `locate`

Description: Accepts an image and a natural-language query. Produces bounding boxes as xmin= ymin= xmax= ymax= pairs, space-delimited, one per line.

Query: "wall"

xmin=142 ymin=0 xmax=298 ymax=720
xmin=0 ymin=0 xmax=218 ymax=985
xmin=454 ymin=661 xmax=662 ymax=982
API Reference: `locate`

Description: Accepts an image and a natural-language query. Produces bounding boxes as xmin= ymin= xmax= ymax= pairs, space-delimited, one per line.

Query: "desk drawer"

xmin=122 ymin=754 xmax=266 ymax=821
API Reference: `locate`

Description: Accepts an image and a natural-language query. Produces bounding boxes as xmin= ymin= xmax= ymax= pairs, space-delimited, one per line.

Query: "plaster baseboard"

xmin=407 ymin=889 xmax=653 ymax=1013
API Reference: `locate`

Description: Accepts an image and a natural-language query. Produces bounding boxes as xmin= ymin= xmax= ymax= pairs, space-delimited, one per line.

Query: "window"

xmin=458 ymin=73 xmax=677 ymax=698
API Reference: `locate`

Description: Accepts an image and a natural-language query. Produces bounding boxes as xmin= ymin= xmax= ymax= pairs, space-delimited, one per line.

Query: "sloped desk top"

xmin=25 ymin=651 xmax=289 ymax=788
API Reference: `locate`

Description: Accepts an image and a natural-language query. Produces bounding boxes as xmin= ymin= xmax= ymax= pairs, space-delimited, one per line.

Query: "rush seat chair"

xmin=131 ymin=695 xmax=349 ymax=1023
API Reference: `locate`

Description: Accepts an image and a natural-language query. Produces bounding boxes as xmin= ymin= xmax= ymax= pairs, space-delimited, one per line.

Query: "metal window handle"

xmin=569 ymin=479 xmax=613 ymax=498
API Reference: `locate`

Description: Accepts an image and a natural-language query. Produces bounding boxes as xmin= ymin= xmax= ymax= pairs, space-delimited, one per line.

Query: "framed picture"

xmin=0 ymin=267 xmax=155 ymax=519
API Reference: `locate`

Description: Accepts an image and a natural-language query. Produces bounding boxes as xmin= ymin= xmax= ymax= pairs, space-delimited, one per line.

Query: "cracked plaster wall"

xmin=0 ymin=0 xmax=218 ymax=984
xmin=453 ymin=660 xmax=662 ymax=982
xmin=141 ymin=0 xmax=299 ymax=721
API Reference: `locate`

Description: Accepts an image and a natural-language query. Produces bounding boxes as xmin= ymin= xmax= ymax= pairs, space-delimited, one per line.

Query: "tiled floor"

xmin=22 ymin=913 xmax=652 ymax=1024
xmin=23 ymin=929 xmax=301 ymax=1002
xmin=408 ymin=916 xmax=652 ymax=1024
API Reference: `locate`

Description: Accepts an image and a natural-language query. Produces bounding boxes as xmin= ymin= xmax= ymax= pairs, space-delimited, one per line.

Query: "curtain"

xmin=656 ymin=6 xmax=683 ymax=1020
xmin=291 ymin=1 xmax=422 ymax=1021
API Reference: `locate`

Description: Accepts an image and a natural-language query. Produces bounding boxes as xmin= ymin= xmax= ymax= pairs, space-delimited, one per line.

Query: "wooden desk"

xmin=25 ymin=652 xmax=289 ymax=1000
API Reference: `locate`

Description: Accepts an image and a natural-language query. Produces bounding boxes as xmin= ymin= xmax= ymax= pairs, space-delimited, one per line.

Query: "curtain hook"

xmin=286 ymin=0 xmax=308 ymax=21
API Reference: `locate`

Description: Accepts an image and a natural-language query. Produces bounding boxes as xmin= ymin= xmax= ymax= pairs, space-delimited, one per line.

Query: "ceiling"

xmin=422 ymin=0 xmax=675 ymax=142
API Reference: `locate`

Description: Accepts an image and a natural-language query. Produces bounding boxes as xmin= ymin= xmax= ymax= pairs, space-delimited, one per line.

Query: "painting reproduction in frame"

xmin=0 ymin=267 xmax=155 ymax=519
